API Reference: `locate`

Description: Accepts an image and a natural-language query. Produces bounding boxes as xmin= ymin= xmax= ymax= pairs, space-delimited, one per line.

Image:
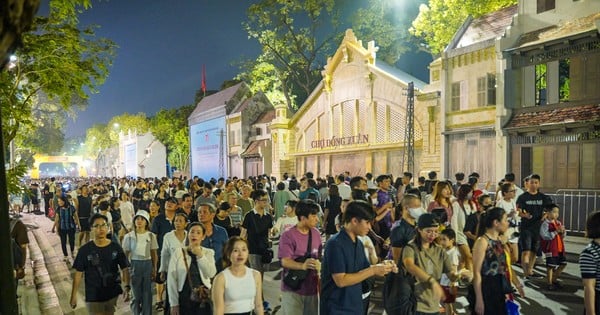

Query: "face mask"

xmin=408 ymin=207 xmax=426 ymax=220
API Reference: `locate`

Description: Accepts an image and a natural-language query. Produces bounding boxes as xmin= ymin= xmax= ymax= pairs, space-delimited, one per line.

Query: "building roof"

xmin=506 ymin=104 xmax=600 ymax=129
xmin=240 ymin=139 xmax=268 ymax=158
xmin=232 ymin=98 xmax=253 ymax=114
xmin=511 ymin=12 xmax=600 ymax=50
xmin=452 ymin=5 xmax=517 ymax=49
xmin=376 ymin=61 xmax=428 ymax=91
xmin=190 ymin=82 xmax=245 ymax=118
xmin=253 ymin=110 xmax=275 ymax=125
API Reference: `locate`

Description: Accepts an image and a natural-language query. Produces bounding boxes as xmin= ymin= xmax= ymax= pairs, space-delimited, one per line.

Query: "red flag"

xmin=201 ymin=64 xmax=207 ymax=95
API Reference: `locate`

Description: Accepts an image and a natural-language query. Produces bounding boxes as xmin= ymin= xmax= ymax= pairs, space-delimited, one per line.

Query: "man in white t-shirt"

xmin=120 ymin=191 xmax=135 ymax=233
xmin=336 ymin=174 xmax=351 ymax=200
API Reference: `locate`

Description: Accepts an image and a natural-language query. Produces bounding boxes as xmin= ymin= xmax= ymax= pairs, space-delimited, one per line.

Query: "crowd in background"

xmin=7 ymin=170 xmax=600 ymax=315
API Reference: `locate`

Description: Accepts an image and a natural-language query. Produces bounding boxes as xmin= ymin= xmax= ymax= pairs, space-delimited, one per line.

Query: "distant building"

xmin=240 ymin=109 xmax=274 ymax=177
xmin=118 ymin=131 xmax=167 ymax=178
xmin=189 ymin=82 xmax=274 ymax=180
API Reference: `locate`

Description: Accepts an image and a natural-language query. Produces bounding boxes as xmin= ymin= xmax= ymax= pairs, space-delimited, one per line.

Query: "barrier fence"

xmin=551 ymin=189 xmax=600 ymax=234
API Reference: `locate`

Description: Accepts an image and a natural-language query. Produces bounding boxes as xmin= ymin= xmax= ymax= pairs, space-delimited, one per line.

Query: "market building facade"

xmin=270 ymin=30 xmax=442 ymax=180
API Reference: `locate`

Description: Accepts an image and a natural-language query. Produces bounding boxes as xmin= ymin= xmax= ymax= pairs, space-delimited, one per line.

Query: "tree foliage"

xmin=240 ymin=0 xmax=341 ymax=110
xmin=150 ymin=105 xmax=195 ymax=172
xmin=83 ymin=112 xmax=150 ymax=159
xmin=351 ymin=0 xmax=425 ymax=65
xmin=410 ymin=0 xmax=517 ymax=56
xmin=0 ymin=0 xmax=115 ymax=192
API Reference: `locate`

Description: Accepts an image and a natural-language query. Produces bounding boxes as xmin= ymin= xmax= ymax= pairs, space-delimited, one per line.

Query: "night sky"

xmin=47 ymin=0 xmax=430 ymax=138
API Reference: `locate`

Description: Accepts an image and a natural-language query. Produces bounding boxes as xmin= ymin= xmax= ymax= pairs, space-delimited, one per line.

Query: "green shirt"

xmin=402 ymin=242 xmax=453 ymax=313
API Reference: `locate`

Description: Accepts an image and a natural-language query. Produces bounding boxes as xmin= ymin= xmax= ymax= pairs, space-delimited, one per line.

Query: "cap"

xmin=175 ymin=190 xmax=186 ymax=199
xmin=134 ymin=210 xmax=150 ymax=224
xmin=417 ymin=213 xmax=440 ymax=229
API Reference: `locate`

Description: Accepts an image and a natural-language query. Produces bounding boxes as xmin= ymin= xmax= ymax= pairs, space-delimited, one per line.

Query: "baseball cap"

xmin=418 ymin=213 xmax=440 ymax=229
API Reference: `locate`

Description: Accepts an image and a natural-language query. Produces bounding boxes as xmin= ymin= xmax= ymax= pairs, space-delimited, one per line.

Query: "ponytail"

xmin=477 ymin=207 xmax=505 ymax=237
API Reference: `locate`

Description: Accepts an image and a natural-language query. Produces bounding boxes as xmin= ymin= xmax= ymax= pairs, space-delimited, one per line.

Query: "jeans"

xmin=59 ymin=229 xmax=75 ymax=257
xmin=130 ymin=260 xmax=153 ymax=315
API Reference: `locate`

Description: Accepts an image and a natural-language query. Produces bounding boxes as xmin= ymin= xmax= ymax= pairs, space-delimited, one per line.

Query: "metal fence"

xmin=551 ymin=189 xmax=600 ymax=234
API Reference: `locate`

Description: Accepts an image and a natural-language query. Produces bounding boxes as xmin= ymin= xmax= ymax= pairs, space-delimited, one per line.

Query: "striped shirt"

xmin=579 ymin=241 xmax=600 ymax=291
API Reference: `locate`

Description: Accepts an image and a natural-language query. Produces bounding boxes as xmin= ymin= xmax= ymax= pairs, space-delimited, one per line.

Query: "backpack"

xmin=383 ymin=243 xmax=417 ymax=315
xmin=10 ymin=218 xmax=25 ymax=279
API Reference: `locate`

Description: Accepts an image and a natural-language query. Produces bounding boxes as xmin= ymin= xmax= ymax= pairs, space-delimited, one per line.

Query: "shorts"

xmin=79 ymin=217 xmax=91 ymax=232
xmin=86 ymin=296 xmax=118 ymax=313
xmin=248 ymin=254 xmax=264 ymax=273
xmin=519 ymin=229 xmax=540 ymax=252
xmin=442 ymin=285 xmax=457 ymax=303
xmin=546 ymin=254 xmax=567 ymax=269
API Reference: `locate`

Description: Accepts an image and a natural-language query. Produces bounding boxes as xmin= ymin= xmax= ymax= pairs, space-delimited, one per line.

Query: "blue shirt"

xmin=320 ymin=228 xmax=370 ymax=315
xmin=202 ymin=223 xmax=229 ymax=272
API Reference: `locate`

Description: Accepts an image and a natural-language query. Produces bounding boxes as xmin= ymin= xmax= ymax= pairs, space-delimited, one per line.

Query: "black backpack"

xmin=383 ymin=243 xmax=417 ymax=315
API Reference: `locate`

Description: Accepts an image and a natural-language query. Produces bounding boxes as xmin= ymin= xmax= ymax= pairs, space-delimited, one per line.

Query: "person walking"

xmin=212 ymin=236 xmax=265 ymax=315
xmin=122 ymin=210 xmax=158 ymax=315
xmin=580 ymin=211 xmax=600 ymax=315
xmin=278 ymin=200 xmax=322 ymax=315
xmin=53 ymin=195 xmax=79 ymax=261
xmin=167 ymin=222 xmax=217 ymax=315
xmin=241 ymin=190 xmax=273 ymax=274
xmin=70 ymin=213 xmax=130 ymax=315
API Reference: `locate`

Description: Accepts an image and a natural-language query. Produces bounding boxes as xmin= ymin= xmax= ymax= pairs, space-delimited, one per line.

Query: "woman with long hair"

xmin=470 ymin=207 xmax=523 ymax=315
xmin=212 ymin=236 xmax=264 ymax=315
xmin=428 ymin=181 xmax=454 ymax=225
xmin=324 ymin=184 xmax=342 ymax=240
xmin=451 ymin=184 xmax=476 ymax=271
xmin=167 ymin=222 xmax=216 ymax=315
xmin=53 ymin=195 xmax=79 ymax=261
xmin=156 ymin=184 xmax=169 ymax=211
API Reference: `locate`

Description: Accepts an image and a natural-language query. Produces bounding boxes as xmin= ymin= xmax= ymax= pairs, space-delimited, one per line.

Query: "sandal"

xmin=155 ymin=301 xmax=164 ymax=311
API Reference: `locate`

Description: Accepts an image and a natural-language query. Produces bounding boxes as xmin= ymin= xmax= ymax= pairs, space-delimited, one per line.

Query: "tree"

xmin=240 ymin=0 xmax=342 ymax=110
xmin=0 ymin=0 xmax=115 ymax=191
xmin=150 ymin=105 xmax=195 ymax=172
xmin=410 ymin=0 xmax=517 ymax=56
xmin=351 ymin=0 xmax=425 ymax=65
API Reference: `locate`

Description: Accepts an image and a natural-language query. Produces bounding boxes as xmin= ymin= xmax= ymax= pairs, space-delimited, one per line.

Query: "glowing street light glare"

xmin=113 ymin=122 xmax=120 ymax=128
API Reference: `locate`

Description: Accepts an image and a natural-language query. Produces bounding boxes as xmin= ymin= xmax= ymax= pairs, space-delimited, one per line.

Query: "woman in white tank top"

xmin=212 ymin=236 xmax=264 ymax=315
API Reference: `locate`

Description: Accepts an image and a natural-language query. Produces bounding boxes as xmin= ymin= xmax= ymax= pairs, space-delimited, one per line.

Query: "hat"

xmin=417 ymin=213 xmax=440 ymax=229
xmin=134 ymin=210 xmax=150 ymax=225
xmin=175 ymin=190 xmax=186 ymax=199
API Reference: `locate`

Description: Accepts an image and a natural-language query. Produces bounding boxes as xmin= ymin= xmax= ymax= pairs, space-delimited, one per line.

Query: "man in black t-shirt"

xmin=131 ymin=180 xmax=145 ymax=211
xmin=517 ymin=174 xmax=553 ymax=279
xmin=70 ymin=213 xmax=130 ymax=313
xmin=390 ymin=194 xmax=420 ymax=263
xmin=75 ymin=185 xmax=93 ymax=245
xmin=241 ymin=189 xmax=273 ymax=274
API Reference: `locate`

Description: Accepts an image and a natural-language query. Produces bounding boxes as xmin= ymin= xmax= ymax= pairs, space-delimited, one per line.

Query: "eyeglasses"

xmin=92 ymin=223 xmax=109 ymax=229
xmin=257 ymin=199 xmax=269 ymax=202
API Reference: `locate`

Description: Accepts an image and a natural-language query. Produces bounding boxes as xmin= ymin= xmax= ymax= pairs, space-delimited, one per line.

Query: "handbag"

xmin=283 ymin=228 xmax=312 ymax=290
xmin=383 ymin=244 xmax=417 ymax=315
xmin=181 ymin=248 xmax=210 ymax=305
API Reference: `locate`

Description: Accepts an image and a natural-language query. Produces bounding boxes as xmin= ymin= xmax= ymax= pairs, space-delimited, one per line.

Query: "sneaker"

xmin=552 ymin=281 xmax=564 ymax=289
xmin=547 ymin=284 xmax=558 ymax=291
xmin=527 ymin=273 xmax=544 ymax=279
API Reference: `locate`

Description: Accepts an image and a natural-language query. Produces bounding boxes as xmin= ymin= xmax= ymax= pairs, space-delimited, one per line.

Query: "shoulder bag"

xmin=383 ymin=243 xmax=418 ymax=315
xmin=282 ymin=228 xmax=312 ymax=290
xmin=181 ymin=248 xmax=210 ymax=305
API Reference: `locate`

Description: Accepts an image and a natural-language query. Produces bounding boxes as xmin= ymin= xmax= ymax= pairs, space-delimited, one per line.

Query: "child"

xmin=540 ymin=204 xmax=567 ymax=290
xmin=439 ymin=228 xmax=460 ymax=315
xmin=122 ymin=210 xmax=158 ymax=315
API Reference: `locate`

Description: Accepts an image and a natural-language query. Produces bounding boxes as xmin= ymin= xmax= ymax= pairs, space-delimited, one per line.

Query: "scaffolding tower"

xmin=218 ymin=128 xmax=225 ymax=178
xmin=402 ymin=82 xmax=415 ymax=174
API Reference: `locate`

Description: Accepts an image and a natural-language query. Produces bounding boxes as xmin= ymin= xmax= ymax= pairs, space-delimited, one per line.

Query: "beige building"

xmin=500 ymin=0 xmax=600 ymax=190
xmin=270 ymin=30 xmax=442 ymax=180
xmin=430 ymin=5 xmax=517 ymax=184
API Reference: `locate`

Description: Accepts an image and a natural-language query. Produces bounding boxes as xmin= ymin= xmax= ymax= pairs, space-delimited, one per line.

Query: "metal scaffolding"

xmin=402 ymin=82 xmax=415 ymax=174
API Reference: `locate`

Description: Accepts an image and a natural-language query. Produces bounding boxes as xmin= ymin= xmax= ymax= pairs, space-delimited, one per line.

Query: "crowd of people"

xmin=7 ymin=170 xmax=600 ymax=315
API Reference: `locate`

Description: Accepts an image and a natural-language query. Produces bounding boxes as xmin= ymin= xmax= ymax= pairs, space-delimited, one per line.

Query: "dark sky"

xmin=52 ymin=0 xmax=430 ymax=138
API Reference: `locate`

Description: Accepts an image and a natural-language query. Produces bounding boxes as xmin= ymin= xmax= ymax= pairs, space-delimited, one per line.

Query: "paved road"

xmin=16 ymin=212 xmax=587 ymax=314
